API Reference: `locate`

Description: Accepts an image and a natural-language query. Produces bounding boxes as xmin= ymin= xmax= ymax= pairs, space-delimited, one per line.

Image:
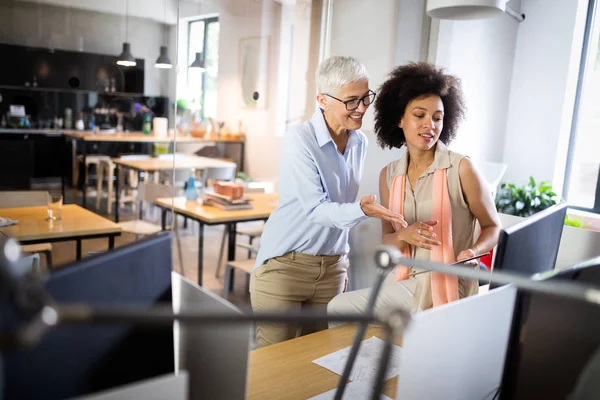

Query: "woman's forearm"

xmin=471 ymin=225 xmax=501 ymax=255
xmin=383 ymin=231 xmax=408 ymax=253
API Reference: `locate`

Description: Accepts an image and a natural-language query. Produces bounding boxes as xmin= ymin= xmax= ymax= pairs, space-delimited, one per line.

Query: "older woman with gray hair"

xmin=250 ymin=55 xmax=407 ymax=348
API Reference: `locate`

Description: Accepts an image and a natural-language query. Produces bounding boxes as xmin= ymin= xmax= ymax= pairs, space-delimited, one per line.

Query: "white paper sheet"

xmin=312 ymin=336 xmax=403 ymax=384
xmin=307 ymin=381 xmax=393 ymax=400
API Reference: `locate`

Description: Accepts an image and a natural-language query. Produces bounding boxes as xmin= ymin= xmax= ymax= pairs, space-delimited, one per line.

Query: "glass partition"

xmin=0 ymin=0 xmax=329 ymax=306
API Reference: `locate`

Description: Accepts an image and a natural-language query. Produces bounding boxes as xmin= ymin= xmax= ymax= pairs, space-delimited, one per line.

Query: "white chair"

xmin=480 ymin=161 xmax=508 ymax=199
xmin=212 ymin=175 xmax=271 ymax=279
xmin=157 ymin=153 xmax=196 ymax=187
xmin=117 ymin=182 xmax=185 ymax=273
xmin=117 ymin=182 xmax=174 ymax=238
xmin=222 ymin=243 xmax=258 ymax=299
xmin=0 ymin=191 xmax=53 ymax=267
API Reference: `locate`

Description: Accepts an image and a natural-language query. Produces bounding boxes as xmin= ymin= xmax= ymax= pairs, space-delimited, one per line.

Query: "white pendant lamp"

xmin=426 ymin=0 xmax=509 ymax=20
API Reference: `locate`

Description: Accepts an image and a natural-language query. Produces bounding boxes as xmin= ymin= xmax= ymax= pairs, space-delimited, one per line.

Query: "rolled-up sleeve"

xmin=285 ymin=132 xmax=367 ymax=230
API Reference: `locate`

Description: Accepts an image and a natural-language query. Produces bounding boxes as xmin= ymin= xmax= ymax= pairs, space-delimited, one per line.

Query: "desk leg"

xmin=138 ymin=170 xmax=144 ymax=220
xmin=108 ymin=236 xmax=115 ymax=250
xmin=161 ymin=209 xmax=167 ymax=231
xmin=115 ymin=165 xmax=120 ymax=222
xmin=240 ymin=142 xmax=245 ymax=173
xmin=81 ymin=145 xmax=87 ymax=208
xmin=227 ymin=223 xmax=237 ymax=292
xmin=76 ymin=239 xmax=82 ymax=259
xmin=61 ymin=174 xmax=65 ymax=204
xmin=197 ymin=222 xmax=204 ymax=286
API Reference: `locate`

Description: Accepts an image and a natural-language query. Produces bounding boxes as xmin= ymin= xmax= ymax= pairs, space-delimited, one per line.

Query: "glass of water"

xmin=47 ymin=193 xmax=62 ymax=221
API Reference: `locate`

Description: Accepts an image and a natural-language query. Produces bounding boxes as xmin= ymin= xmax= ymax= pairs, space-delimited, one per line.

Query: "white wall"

xmin=178 ymin=0 xmax=317 ymax=184
xmin=502 ymin=0 xmax=589 ymax=190
xmin=433 ymin=0 xmax=521 ymax=167
xmin=0 ymin=1 xmax=173 ymax=96
xmin=328 ymin=0 xmax=402 ymax=288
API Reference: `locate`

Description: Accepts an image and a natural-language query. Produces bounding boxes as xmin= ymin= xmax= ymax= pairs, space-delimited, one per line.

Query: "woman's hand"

xmin=456 ymin=248 xmax=478 ymax=266
xmin=360 ymin=195 xmax=408 ymax=228
xmin=398 ymin=220 xmax=441 ymax=250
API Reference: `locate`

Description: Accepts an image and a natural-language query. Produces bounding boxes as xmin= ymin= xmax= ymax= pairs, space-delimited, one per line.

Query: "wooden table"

xmin=0 ymin=204 xmax=121 ymax=259
xmin=247 ymin=324 xmax=401 ymax=399
xmin=111 ymin=155 xmax=237 ymax=222
xmin=154 ymin=193 xmax=278 ymax=286
xmin=62 ymin=131 xmax=245 ymax=144
xmin=62 ymin=131 xmax=246 ymax=207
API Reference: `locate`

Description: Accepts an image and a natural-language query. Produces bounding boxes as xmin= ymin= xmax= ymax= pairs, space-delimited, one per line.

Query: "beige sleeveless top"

xmin=386 ymin=141 xmax=479 ymax=311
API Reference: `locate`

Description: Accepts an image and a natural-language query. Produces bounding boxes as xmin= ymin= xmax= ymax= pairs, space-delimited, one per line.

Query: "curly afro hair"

xmin=373 ymin=62 xmax=466 ymax=149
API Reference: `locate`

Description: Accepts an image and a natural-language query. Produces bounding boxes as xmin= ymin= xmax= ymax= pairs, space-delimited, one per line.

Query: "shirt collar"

xmin=311 ymin=108 xmax=363 ymax=149
xmin=397 ymin=140 xmax=452 ymax=176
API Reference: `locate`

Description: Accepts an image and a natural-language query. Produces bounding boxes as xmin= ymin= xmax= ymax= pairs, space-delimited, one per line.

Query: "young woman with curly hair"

xmin=327 ymin=62 xmax=501 ymax=317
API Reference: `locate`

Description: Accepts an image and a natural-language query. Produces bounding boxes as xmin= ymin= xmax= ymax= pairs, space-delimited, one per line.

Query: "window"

xmin=564 ymin=0 xmax=600 ymax=214
xmin=186 ymin=17 xmax=219 ymax=119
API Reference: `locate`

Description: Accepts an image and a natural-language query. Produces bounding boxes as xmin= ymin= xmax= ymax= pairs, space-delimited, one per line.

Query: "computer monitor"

xmin=499 ymin=255 xmax=600 ymax=399
xmin=396 ymin=284 xmax=518 ymax=400
xmin=2 ymin=232 xmax=174 ymax=400
xmin=173 ymin=272 xmax=251 ymax=400
xmin=491 ymin=202 xmax=568 ymax=289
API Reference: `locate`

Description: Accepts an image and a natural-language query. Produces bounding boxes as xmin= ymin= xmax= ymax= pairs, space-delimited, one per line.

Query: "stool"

xmin=75 ymin=155 xmax=111 ymax=203
xmin=222 ymin=258 xmax=255 ymax=299
xmin=96 ymin=159 xmax=142 ymax=214
xmin=215 ymin=223 xmax=264 ymax=278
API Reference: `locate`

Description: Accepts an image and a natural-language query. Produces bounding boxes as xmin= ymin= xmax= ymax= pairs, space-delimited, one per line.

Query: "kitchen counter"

xmin=0 ymin=128 xmax=65 ymax=135
xmin=0 ymin=129 xmax=246 ymax=143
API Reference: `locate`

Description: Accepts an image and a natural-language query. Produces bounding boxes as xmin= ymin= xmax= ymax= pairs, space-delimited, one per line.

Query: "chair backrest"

xmin=0 ymin=191 xmax=49 ymax=208
xmin=119 ymin=154 xmax=151 ymax=161
xmin=201 ymin=166 xmax=237 ymax=186
xmin=136 ymin=182 xmax=174 ymax=203
xmin=157 ymin=153 xmax=189 ymax=161
xmin=15 ymin=253 xmax=41 ymax=272
xmin=480 ymin=161 xmax=507 ymax=198
xmin=195 ymin=145 xmax=219 ymax=158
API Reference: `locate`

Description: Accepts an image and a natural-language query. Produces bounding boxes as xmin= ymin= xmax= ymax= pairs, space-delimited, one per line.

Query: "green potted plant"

xmin=495 ymin=177 xmax=595 ymax=230
xmin=495 ymin=176 xmax=559 ymax=217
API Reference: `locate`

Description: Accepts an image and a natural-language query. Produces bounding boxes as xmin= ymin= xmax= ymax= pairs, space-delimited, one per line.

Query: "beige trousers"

xmin=327 ymin=273 xmax=418 ymax=328
xmin=249 ymin=252 xmax=349 ymax=348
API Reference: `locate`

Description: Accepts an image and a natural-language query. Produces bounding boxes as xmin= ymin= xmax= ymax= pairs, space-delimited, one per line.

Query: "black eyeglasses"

xmin=325 ymin=90 xmax=376 ymax=111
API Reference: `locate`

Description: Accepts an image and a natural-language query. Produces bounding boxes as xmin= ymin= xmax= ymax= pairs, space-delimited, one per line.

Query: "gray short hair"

xmin=316 ymin=55 xmax=369 ymax=95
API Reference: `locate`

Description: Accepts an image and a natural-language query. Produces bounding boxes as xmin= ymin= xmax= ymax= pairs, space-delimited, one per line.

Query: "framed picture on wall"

xmin=238 ymin=36 xmax=269 ymax=109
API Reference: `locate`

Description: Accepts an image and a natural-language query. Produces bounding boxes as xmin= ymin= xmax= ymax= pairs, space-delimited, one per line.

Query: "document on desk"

xmin=307 ymin=380 xmax=393 ymax=400
xmin=312 ymin=336 xmax=403 ymax=384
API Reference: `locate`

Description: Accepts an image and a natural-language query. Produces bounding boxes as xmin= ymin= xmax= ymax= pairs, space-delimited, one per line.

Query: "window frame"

xmin=186 ymin=16 xmax=219 ymax=119
xmin=563 ymin=0 xmax=600 ymax=214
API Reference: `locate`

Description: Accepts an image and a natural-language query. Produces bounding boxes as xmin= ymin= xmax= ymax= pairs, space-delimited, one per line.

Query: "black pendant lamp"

xmin=155 ymin=0 xmax=173 ymax=69
xmin=117 ymin=0 xmax=136 ymax=67
xmin=189 ymin=52 xmax=205 ymax=71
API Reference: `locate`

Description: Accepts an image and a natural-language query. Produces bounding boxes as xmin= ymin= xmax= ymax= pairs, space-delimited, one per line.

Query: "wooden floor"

xmin=39 ymin=187 xmax=256 ymax=310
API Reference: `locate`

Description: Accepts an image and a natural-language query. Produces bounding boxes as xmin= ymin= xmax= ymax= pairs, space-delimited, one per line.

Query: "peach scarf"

xmin=389 ymin=169 xmax=459 ymax=307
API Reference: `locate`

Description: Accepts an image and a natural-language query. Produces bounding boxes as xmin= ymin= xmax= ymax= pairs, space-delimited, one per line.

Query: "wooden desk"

xmin=0 ymin=204 xmax=121 ymax=259
xmin=112 ymin=155 xmax=235 ymax=173
xmin=247 ymin=324 xmax=401 ymax=399
xmin=154 ymin=193 xmax=278 ymax=286
xmin=111 ymin=156 xmax=237 ymax=222
xmin=62 ymin=131 xmax=246 ymax=206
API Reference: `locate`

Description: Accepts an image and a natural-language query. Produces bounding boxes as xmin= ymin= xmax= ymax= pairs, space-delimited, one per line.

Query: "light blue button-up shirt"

xmin=254 ymin=109 xmax=369 ymax=269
